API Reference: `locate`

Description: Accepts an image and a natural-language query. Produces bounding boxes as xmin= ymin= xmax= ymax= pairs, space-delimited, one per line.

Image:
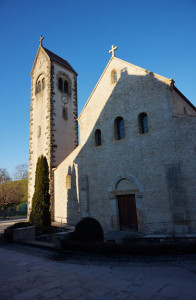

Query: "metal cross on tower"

xmin=109 ymin=45 xmax=118 ymax=57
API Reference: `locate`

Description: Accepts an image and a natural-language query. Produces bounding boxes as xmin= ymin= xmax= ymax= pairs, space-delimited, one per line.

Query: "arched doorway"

xmin=113 ymin=175 xmax=142 ymax=231
xmin=108 ymin=173 xmax=143 ymax=231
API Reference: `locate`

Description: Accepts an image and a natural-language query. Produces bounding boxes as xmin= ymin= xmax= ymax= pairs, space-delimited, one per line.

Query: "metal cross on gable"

xmin=109 ymin=45 xmax=118 ymax=57
xmin=39 ymin=35 xmax=44 ymax=46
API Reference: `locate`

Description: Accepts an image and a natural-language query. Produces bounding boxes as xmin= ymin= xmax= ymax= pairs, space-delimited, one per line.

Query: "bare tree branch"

xmin=13 ymin=163 xmax=28 ymax=180
xmin=0 ymin=168 xmax=11 ymax=183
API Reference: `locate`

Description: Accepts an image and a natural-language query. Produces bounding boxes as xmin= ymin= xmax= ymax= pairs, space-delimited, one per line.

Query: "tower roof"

xmin=43 ymin=47 xmax=78 ymax=76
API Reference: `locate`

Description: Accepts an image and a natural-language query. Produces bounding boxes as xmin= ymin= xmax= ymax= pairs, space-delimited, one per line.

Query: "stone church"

xmin=28 ymin=37 xmax=196 ymax=234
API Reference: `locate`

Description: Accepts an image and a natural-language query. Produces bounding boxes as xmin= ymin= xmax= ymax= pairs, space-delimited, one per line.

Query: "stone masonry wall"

xmin=54 ymin=146 xmax=81 ymax=224
xmin=28 ymin=47 xmax=78 ymax=220
xmin=171 ymin=89 xmax=196 ymax=116
xmin=54 ymin=57 xmax=196 ymax=233
xmin=28 ymin=47 xmax=51 ymax=216
xmin=51 ymin=63 xmax=78 ymax=169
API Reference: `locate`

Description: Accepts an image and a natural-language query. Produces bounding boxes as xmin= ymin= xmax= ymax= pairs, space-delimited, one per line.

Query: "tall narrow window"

xmin=64 ymin=80 xmax=68 ymax=93
xmin=138 ymin=112 xmax=148 ymax=134
xmin=37 ymin=81 xmax=41 ymax=93
xmin=42 ymin=78 xmax=45 ymax=90
xmin=111 ymin=70 xmax=117 ymax=83
xmin=115 ymin=117 xmax=125 ymax=140
xmin=62 ymin=107 xmax=68 ymax=120
xmin=58 ymin=78 xmax=63 ymax=91
xmin=95 ymin=129 xmax=102 ymax=146
xmin=37 ymin=126 xmax=41 ymax=137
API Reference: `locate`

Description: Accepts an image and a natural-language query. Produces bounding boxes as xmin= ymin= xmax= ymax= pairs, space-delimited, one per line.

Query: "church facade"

xmin=28 ymin=38 xmax=196 ymax=234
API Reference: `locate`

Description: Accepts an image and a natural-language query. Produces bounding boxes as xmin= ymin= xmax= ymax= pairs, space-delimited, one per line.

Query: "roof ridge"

xmin=43 ymin=47 xmax=78 ymax=75
xmin=114 ymin=57 xmax=171 ymax=82
xmin=78 ymin=57 xmax=113 ymax=120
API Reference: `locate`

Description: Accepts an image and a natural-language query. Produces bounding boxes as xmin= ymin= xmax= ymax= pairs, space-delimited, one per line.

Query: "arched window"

xmin=115 ymin=117 xmax=125 ymax=140
xmin=35 ymin=74 xmax=45 ymax=95
xmin=95 ymin=129 xmax=102 ymax=146
xmin=64 ymin=80 xmax=68 ymax=93
xmin=42 ymin=78 xmax=45 ymax=90
xmin=111 ymin=70 xmax=117 ymax=83
xmin=58 ymin=78 xmax=63 ymax=91
xmin=138 ymin=112 xmax=148 ymax=134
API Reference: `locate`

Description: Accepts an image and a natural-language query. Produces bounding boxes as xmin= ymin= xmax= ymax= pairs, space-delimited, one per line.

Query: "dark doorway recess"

xmin=117 ymin=194 xmax=138 ymax=231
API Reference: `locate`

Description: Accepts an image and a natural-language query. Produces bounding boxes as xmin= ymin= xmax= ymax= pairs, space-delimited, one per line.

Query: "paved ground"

xmin=0 ymin=243 xmax=196 ymax=300
xmin=1 ymin=219 xmax=196 ymax=299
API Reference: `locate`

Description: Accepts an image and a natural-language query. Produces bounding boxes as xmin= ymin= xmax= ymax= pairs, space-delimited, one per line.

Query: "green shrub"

xmin=30 ymin=156 xmax=51 ymax=227
xmin=4 ymin=222 xmax=31 ymax=242
xmin=73 ymin=217 xmax=104 ymax=242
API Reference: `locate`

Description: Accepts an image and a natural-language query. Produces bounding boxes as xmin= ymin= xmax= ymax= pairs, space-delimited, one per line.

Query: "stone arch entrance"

xmin=108 ymin=173 xmax=143 ymax=231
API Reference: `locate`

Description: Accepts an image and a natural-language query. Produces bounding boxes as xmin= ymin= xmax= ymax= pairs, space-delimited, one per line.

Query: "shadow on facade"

xmin=64 ymin=68 xmax=195 ymax=232
xmin=66 ymin=164 xmax=80 ymax=225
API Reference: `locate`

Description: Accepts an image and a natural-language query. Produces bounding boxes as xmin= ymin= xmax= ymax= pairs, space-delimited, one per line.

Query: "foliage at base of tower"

xmin=30 ymin=156 xmax=51 ymax=226
xmin=73 ymin=217 xmax=104 ymax=242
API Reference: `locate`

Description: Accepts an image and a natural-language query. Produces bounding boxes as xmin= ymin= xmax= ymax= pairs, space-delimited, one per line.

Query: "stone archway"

xmin=108 ymin=173 xmax=143 ymax=231
xmin=108 ymin=172 xmax=143 ymax=194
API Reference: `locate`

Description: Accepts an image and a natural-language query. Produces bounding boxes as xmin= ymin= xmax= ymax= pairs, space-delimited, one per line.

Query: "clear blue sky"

xmin=0 ymin=0 xmax=196 ymax=176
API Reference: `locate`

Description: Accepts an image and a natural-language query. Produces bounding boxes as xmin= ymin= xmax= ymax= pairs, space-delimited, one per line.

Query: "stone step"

xmin=21 ymin=239 xmax=55 ymax=249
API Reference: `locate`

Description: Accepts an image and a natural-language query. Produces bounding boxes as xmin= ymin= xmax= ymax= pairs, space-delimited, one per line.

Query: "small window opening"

xmin=37 ymin=81 xmax=41 ymax=93
xmin=64 ymin=80 xmax=68 ymax=93
xmin=95 ymin=129 xmax=102 ymax=146
xmin=138 ymin=112 xmax=148 ymax=134
xmin=59 ymin=78 xmax=63 ymax=91
xmin=62 ymin=107 xmax=68 ymax=120
xmin=42 ymin=78 xmax=45 ymax=90
xmin=183 ymin=107 xmax=187 ymax=114
xmin=38 ymin=126 xmax=41 ymax=137
xmin=66 ymin=174 xmax=71 ymax=189
xmin=115 ymin=117 xmax=125 ymax=140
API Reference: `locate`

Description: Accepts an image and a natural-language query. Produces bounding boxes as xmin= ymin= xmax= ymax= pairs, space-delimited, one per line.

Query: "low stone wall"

xmin=55 ymin=231 xmax=74 ymax=250
xmin=13 ymin=226 xmax=35 ymax=242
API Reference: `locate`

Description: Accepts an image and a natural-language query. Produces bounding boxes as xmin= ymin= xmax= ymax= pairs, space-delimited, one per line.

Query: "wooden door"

xmin=117 ymin=194 xmax=138 ymax=231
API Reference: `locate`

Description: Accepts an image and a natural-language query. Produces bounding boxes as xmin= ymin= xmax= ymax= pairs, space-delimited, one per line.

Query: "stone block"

xmin=13 ymin=226 xmax=35 ymax=242
xmin=54 ymin=231 xmax=74 ymax=249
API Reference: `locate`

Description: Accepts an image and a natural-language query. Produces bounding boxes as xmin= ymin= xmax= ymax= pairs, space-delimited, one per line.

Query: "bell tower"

xmin=28 ymin=36 xmax=78 ymax=218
